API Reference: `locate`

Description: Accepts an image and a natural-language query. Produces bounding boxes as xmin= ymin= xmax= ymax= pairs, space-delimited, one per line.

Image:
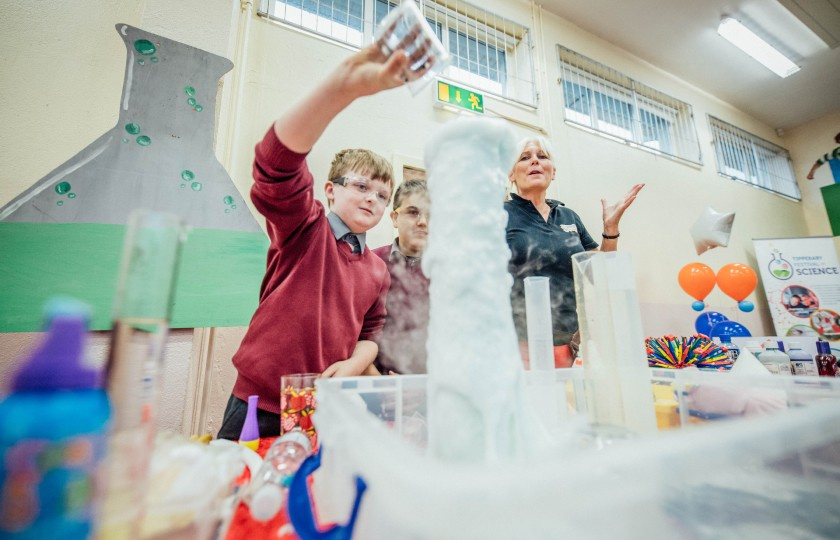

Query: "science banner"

xmin=753 ymin=237 xmax=840 ymax=341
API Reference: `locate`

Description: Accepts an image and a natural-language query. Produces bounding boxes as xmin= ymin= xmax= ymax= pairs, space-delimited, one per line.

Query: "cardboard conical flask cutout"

xmin=0 ymin=23 xmax=260 ymax=233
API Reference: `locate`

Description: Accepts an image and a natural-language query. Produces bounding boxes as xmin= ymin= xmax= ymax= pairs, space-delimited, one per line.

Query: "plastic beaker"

xmin=375 ymin=0 xmax=451 ymax=95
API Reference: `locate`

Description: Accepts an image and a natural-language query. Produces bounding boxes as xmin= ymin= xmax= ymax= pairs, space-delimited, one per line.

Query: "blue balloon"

xmin=738 ymin=300 xmax=755 ymax=312
xmin=691 ymin=301 xmax=706 ymax=311
xmin=695 ymin=311 xmax=728 ymax=336
xmin=710 ymin=320 xmax=752 ymax=339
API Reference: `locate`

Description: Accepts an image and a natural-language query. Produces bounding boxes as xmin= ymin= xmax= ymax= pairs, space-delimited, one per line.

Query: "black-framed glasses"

xmin=330 ymin=175 xmax=391 ymax=205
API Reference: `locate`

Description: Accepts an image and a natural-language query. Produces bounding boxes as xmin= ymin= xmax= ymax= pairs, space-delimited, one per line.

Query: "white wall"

xmin=2 ymin=1 xmax=837 ymax=432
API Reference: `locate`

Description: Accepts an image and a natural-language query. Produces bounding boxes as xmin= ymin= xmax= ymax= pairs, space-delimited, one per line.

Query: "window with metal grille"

xmin=259 ymin=0 xmax=536 ymax=105
xmin=557 ymin=45 xmax=701 ymax=164
xmin=709 ymin=116 xmax=800 ymax=201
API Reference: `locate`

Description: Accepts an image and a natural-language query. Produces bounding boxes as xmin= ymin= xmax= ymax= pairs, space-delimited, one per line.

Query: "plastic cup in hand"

xmin=375 ymin=0 xmax=451 ymax=95
xmin=280 ymin=373 xmax=319 ymax=449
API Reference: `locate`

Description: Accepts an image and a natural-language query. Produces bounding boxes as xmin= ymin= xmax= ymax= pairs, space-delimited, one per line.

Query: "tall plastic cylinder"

xmin=572 ymin=251 xmax=656 ymax=435
xmin=99 ymin=209 xmax=185 ymax=538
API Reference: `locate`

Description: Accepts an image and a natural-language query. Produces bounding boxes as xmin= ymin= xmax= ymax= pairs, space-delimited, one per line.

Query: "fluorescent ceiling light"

xmin=718 ymin=17 xmax=800 ymax=78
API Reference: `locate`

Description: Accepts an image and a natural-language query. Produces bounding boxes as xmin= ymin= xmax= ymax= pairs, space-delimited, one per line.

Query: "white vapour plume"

xmin=423 ymin=118 xmax=543 ymax=462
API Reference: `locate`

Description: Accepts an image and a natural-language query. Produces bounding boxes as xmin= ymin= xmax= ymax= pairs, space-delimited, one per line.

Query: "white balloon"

xmin=690 ymin=206 xmax=735 ymax=255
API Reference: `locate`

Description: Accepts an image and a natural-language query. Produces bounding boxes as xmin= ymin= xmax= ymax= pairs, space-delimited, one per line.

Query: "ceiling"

xmin=539 ymin=0 xmax=840 ymax=131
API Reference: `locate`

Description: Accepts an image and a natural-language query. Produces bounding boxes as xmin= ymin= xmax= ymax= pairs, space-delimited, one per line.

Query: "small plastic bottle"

xmin=760 ymin=341 xmax=792 ymax=376
xmin=815 ymin=341 xmax=838 ymax=377
xmin=788 ymin=342 xmax=817 ymax=376
xmin=0 ymin=299 xmax=110 ymax=539
xmin=719 ymin=337 xmax=740 ymax=363
xmin=245 ymin=430 xmax=312 ymax=522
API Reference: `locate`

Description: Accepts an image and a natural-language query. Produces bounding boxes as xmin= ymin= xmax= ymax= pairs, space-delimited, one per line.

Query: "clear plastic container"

xmin=303 ymin=371 xmax=840 ymax=538
xmin=245 ymin=430 xmax=312 ymax=522
xmin=374 ymin=0 xmax=451 ymax=95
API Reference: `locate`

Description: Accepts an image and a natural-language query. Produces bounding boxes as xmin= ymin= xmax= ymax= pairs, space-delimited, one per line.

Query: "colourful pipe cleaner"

xmin=645 ymin=334 xmax=733 ymax=370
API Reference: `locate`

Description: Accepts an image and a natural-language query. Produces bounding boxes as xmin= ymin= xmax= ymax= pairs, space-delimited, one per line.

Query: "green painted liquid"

xmin=136 ymin=135 xmax=151 ymax=146
xmin=187 ymin=97 xmax=197 ymax=106
xmin=151 ymin=57 xmax=159 ymax=63
xmin=194 ymin=104 xmax=203 ymax=112
xmin=125 ymin=123 xmax=141 ymax=135
xmin=137 ymin=59 xmax=145 ymax=65
xmin=56 ymin=200 xmax=64 ymax=206
xmin=134 ymin=39 xmax=156 ymax=56
xmin=191 ymin=182 xmax=202 ymax=192
xmin=55 ymin=181 xmax=71 ymax=195
xmin=223 ymin=196 xmax=234 ymax=205
xmin=184 ymin=86 xmax=196 ymax=97
xmin=181 ymin=170 xmax=195 ymax=181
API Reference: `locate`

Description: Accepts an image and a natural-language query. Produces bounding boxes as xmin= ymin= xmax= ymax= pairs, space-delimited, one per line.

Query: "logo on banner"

xmin=767 ymin=250 xmax=793 ymax=280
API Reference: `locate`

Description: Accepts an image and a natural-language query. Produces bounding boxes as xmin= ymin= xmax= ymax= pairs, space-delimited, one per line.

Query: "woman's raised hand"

xmin=601 ymin=183 xmax=645 ymax=232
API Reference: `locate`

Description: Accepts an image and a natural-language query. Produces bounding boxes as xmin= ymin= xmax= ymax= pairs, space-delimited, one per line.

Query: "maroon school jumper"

xmin=231 ymin=128 xmax=389 ymax=414
xmin=372 ymin=242 xmax=430 ymax=374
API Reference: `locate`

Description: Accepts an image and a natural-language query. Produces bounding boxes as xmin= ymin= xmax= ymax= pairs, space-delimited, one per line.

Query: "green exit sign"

xmin=437 ymin=81 xmax=484 ymax=114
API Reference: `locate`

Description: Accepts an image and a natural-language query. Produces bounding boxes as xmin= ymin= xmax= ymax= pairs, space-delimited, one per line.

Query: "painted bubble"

xmin=57 ymin=201 xmax=64 ymax=206
xmin=137 ymin=59 xmax=145 ymax=65
xmin=180 ymin=184 xmax=186 ymax=188
xmin=125 ymin=123 xmax=141 ymax=135
xmin=223 ymin=196 xmax=234 ymax=205
xmin=136 ymin=135 xmax=152 ymax=146
xmin=231 ymin=204 xmax=237 ymax=209
xmin=151 ymin=56 xmax=159 ymax=63
xmin=134 ymin=39 xmax=156 ymax=56
xmin=55 ymin=181 xmax=72 ymax=195
xmin=68 ymin=193 xmax=77 ymax=199
xmin=184 ymin=86 xmax=196 ymax=97
xmin=225 ymin=209 xmax=230 ymax=213
xmin=181 ymin=170 xmax=195 ymax=181
xmin=123 ymin=138 xmax=129 ymax=143
xmin=194 ymin=104 xmax=203 ymax=112
xmin=187 ymin=97 xmax=197 ymax=107
xmin=191 ymin=182 xmax=202 ymax=192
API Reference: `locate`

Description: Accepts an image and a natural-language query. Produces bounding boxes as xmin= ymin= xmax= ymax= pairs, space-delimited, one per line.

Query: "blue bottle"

xmin=0 ymin=300 xmax=111 ymax=539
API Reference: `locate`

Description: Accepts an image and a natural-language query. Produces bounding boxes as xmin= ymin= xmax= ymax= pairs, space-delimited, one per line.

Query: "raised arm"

xmin=599 ymin=183 xmax=644 ymax=252
xmin=273 ymin=26 xmax=432 ymax=153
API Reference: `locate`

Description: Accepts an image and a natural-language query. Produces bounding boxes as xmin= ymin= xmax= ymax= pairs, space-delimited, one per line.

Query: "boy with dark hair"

xmin=218 ymin=36 xmax=429 ymax=439
xmin=373 ymin=179 xmax=431 ymax=374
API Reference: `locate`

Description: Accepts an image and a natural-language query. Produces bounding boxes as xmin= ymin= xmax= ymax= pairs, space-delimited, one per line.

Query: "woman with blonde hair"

xmin=505 ymin=136 xmax=643 ymax=367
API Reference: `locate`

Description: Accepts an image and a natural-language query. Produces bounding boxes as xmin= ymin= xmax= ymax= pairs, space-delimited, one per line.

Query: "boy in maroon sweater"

xmin=218 ymin=36 xmax=430 ymax=440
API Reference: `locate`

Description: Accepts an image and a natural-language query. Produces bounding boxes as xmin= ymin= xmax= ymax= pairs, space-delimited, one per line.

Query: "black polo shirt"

xmin=505 ymin=193 xmax=598 ymax=346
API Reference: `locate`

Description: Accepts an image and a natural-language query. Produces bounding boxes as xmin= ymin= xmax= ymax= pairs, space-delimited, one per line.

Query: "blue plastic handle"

xmin=287 ymin=447 xmax=367 ymax=540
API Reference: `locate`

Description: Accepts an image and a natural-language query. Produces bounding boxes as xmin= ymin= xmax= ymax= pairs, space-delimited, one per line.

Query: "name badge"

xmin=560 ymin=223 xmax=578 ymax=234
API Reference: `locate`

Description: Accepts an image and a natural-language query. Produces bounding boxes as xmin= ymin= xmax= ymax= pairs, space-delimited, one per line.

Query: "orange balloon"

xmin=716 ymin=263 xmax=757 ymax=302
xmin=678 ymin=263 xmax=716 ymax=301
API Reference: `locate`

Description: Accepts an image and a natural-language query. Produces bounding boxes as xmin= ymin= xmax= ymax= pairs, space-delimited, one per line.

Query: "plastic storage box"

xmin=298 ymin=370 xmax=840 ymax=539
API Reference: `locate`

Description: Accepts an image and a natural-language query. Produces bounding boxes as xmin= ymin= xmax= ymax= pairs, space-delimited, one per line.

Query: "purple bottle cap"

xmin=239 ymin=394 xmax=260 ymax=442
xmin=13 ymin=298 xmax=101 ymax=391
xmin=777 ymin=341 xmax=786 ymax=352
xmin=817 ymin=341 xmax=831 ymax=355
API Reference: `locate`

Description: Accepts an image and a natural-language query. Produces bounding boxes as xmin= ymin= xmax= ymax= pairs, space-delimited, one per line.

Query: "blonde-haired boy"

xmin=219 ymin=38 xmax=427 ymax=439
